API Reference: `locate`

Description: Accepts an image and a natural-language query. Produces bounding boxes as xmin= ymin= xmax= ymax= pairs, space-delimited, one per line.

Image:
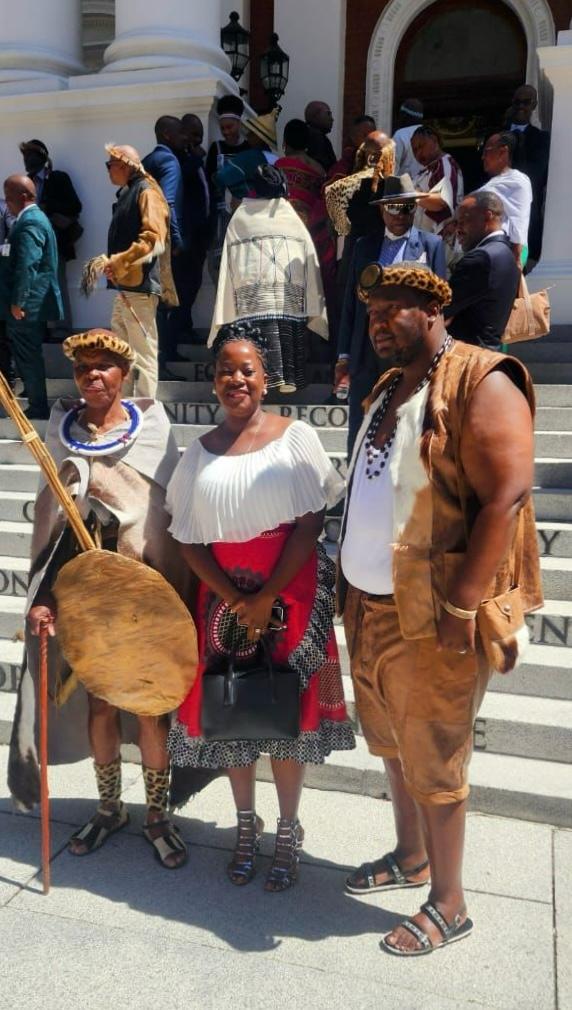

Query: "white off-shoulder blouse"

xmin=166 ymin=420 xmax=345 ymax=545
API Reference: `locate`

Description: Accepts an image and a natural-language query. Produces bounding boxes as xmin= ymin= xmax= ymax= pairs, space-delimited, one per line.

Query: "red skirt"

xmin=168 ymin=525 xmax=355 ymax=768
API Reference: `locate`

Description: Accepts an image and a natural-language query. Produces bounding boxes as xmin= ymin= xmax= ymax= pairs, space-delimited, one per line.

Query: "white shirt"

xmin=392 ymin=124 xmax=423 ymax=178
xmin=340 ymin=438 xmax=395 ymax=595
xmin=166 ymin=420 xmax=344 ymax=545
xmin=478 ymin=167 xmax=532 ymax=247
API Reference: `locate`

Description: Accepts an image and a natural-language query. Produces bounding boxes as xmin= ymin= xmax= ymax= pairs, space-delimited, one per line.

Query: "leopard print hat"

xmin=63 ymin=328 xmax=136 ymax=364
xmin=358 ymin=261 xmax=452 ymax=307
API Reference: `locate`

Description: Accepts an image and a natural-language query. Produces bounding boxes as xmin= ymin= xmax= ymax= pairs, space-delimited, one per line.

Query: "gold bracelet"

xmin=441 ymin=599 xmax=478 ymax=621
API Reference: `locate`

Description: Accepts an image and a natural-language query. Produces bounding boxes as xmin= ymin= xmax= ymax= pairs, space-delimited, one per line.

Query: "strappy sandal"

xmin=68 ymin=803 xmax=130 ymax=856
xmin=345 ymin=851 xmax=430 ymax=894
xmin=380 ymin=901 xmax=474 ymax=957
xmin=142 ymin=818 xmax=188 ymax=870
xmin=264 ymin=817 xmax=304 ymax=893
xmin=227 ymin=810 xmax=264 ymax=886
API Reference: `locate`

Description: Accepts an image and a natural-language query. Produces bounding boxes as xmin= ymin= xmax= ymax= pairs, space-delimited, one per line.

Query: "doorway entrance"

xmin=393 ymin=0 xmax=526 ymax=190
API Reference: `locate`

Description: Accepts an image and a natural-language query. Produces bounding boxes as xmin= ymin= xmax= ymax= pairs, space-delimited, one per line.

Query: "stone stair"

xmin=0 ymin=332 xmax=571 ymax=826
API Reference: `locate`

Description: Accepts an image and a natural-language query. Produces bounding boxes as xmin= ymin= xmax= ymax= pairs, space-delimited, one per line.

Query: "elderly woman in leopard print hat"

xmin=8 ymin=329 xmax=190 ymax=870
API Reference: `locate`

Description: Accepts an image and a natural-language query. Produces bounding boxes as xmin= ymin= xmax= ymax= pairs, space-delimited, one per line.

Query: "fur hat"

xmin=358 ymin=261 xmax=452 ymax=307
xmin=63 ymin=329 xmax=135 ymax=364
xmin=216 ymin=94 xmax=245 ymax=121
xmin=244 ymin=108 xmax=279 ymax=152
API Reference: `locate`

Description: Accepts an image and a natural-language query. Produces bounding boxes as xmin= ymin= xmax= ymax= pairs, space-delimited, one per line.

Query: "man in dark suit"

xmin=0 ymin=175 xmax=62 ymax=418
xmin=336 ymin=180 xmax=447 ymax=453
xmin=507 ymin=85 xmax=550 ymax=263
xmin=20 ymin=139 xmax=82 ymax=333
xmin=446 ymin=191 xmax=520 ymax=351
xmin=305 ymin=101 xmax=337 ymax=172
xmin=143 ymin=116 xmax=188 ymax=372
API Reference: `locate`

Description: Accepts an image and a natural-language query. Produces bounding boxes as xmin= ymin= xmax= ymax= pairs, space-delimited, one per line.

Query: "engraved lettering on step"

xmin=12 ymin=572 xmax=28 ymax=596
xmin=0 ymin=570 xmax=8 ymax=595
xmin=309 ymin=407 xmax=327 ymax=427
xmin=473 ymin=718 xmax=487 ymax=750
xmin=538 ymin=529 xmax=560 ymax=556
xmin=528 ymin=613 xmax=571 ymax=647
xmin=0 ymin=664 xmax=19 ymax=692
xmin=23 ymin=500 xmax=35 ymax=523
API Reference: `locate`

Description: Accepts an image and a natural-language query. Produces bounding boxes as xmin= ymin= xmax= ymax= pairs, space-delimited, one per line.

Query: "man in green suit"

xmin=1 ymin=175 xmax=63 ymax=418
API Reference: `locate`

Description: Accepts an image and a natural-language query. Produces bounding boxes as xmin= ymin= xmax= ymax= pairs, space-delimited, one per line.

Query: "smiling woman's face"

xmin=214 ymin=340 xmax=266 ymax=419
xmin=73 ymin=350 xmax=127 ymax=409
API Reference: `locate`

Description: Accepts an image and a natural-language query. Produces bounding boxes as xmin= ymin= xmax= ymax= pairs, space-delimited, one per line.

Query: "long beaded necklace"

xmin=364 ymin=334 xmax=453 ymax=479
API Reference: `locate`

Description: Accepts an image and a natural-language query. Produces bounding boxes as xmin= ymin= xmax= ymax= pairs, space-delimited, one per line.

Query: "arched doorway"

xmin=394 ymin=0 xmax=526 ymax=188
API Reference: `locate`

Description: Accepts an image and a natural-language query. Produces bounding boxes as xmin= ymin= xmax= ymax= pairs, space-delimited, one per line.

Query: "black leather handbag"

xmin=201 ymin=639 xmax=300 ymax=742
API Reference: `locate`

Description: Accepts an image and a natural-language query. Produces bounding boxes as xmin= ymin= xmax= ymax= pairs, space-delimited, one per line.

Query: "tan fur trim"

xmin=63 ymin=328 xmax=135 ymax=364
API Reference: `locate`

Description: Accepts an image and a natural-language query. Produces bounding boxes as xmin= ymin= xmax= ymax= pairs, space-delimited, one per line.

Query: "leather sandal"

xmin=380 ymin=901 xmax=474 ymax=957
xmin=227 ymin=810 xmax=264 ymax=886
xmin=345 ymin=851 xmax=430 ymax=894
xmin=142 ymin=818 xmax=188 ymax=869
xmin=68 ymin=803 xmax=129 ymax=856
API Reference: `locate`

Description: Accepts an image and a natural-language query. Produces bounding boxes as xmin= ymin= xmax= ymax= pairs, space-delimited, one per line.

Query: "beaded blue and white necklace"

xmin=59 ymin=399 xmax=143 ymax=457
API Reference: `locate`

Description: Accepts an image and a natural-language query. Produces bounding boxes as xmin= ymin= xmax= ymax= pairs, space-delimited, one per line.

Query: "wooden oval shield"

xmin=53 ymin=550 xmax=198 ymax=717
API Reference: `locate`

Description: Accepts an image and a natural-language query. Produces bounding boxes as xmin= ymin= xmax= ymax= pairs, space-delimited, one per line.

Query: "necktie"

xmin=378 ymin=236 xmax=407 ymax=266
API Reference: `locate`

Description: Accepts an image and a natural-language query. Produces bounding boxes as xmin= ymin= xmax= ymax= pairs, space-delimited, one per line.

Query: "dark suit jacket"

xmin=0 ymin=205 xmax=63 ymax=321
xmin=338 ymin=228 xmax=447 ymax=370
xmin=306 ymin=126 xmax=336 ymax=172
xmin=447 ymin=233 xmax=519 ymax=349
xmin=35 ymin=169 xmax=82 ymax=261
xmin=143 ymin=144 xmax=185 ymax=252
xmin=511 ymin=125 xmax=550 ymax=259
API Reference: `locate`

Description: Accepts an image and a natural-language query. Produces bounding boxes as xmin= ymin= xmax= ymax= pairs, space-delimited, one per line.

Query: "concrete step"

xmin=535 ymin=431 xmax=572 ymax=457
xmin=0 ymin=464 xmax=40 ymax=492
xmin=536 ymin=407 xmax=572 ymax=431
xmin=0 ymin=491 xmax=34 ymax=524
xmin=0 ymin=638 xmax=22 ymax=694
xmin=534 ymin=459 xmax=572 ymax=487
xmin=533 ymin=488 xmax=572 ymax=522
xmin=0 ymin=685 xmax=570 ymax=825
xmin=0 ymin=521 xmax=32 ymax=558
xmin=37 ymin=379 xmax=337 ymax=406
xmin=537 ymin=522 xmax=572 ymax=558
xmin=0 ymin=595 xmax=24 ymax=639
xmin=534 ymin=385 xmax=572 ymax=407
xmin=540 ymin=557 xmax=572 ymax=600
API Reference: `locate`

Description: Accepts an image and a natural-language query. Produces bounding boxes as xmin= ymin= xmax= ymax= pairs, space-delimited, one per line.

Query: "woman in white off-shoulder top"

xmin=166 ymin=322 xmax=355 ymax=892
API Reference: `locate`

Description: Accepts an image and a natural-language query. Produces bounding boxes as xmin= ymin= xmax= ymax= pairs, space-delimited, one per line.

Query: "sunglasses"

xmin=384 ymin=202 xmax=416 ymax=215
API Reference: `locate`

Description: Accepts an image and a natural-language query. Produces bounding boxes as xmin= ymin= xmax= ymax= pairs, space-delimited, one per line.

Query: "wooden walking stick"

xmin=39 ymin=619 xmax=51 ymax=895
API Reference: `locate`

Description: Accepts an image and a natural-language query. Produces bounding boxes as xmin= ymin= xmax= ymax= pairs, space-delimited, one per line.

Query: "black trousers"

xmin=158 ymin=244 xmax=207 ymax=365
xmin=6 ymin=319 xmax=48 ymax=412
xmin=0 ymin=320 xmax=14 ymax=387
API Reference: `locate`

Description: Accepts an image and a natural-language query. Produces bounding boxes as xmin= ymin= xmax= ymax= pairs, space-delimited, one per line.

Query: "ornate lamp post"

xmin=220 ymin=11 xmax=251 ymax=84
xmin=260 ymin=33 xmax=290 ymax=107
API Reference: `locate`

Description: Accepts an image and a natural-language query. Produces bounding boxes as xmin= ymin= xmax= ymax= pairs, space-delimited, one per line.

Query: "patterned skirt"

xmin=250 ymin=316 xmax=310 ymax=393
xmin=168 ymin=525 xmax=355 ymax=771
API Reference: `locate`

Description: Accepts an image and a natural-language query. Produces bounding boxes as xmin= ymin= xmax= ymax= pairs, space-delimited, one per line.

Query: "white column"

xmin=0 ymin=0 xmax=83 ymax=92
xmin=102 ymin=0 xmax=231 ymax=78
xmin=274 ymin=0 xmax=346 ymax=153
xmin=529 ymin=27 xmax=572 ymax=323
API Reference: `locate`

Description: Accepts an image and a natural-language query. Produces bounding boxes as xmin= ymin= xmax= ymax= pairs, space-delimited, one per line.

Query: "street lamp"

xmin=260 ymin=33 xmax=290 ymax=107
xmin=220 ymin=11 xmax=251 ymax=84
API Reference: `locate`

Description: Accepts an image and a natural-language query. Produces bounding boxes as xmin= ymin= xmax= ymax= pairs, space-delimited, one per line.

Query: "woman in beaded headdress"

xmin=166 ymin=321 xmax=355 ymax=892
xmin=8 ymin=329 xmax=190 ymax=870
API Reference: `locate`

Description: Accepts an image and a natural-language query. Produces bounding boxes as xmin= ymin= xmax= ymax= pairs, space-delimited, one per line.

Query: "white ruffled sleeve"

xmin=285 ymin=421 xmax=345 ymax=514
